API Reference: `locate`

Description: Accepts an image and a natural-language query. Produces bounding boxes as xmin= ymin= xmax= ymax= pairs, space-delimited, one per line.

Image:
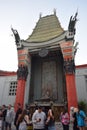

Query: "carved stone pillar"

xmin=15 ymin=49 xmax=30 ymax=111
xmin=60 ymin=41 xmax=78 ymax=112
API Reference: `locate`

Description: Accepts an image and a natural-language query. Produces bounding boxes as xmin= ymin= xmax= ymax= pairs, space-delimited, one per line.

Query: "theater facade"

xmin=12 ymin=11 xmax=78 ymax=119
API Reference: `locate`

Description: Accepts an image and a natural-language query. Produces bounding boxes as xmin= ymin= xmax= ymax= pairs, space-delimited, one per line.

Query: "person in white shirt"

xmin=32 ymin=106 xmax=46 ymax=130
xmin=5 ymin=104 xmax=14 ymax=130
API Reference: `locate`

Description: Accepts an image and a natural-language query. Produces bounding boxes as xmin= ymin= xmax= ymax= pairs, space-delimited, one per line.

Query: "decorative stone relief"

xmin=41 ymin=61 xmax=57 ymax=100
xmin=17 ymin=64 xmax=28 ymax=80
xmin=64 ymin=59 xmax=75 ymax=74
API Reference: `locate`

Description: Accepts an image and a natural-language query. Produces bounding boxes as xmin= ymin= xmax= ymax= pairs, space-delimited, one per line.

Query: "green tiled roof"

xmin=26 ymin=14 xmax=64 ymax=43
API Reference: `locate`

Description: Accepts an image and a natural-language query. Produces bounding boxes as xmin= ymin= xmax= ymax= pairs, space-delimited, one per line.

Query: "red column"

xmin=14 ymin=64 xmax=28 ymax=111
xmin=11 ymin=31 xmax=30 ymax=111
xmin=65 ymin=74 xmax=78 ymax=112
xmin=15 ymin=79 xmax=26 ymax=111
xmin=60 ymin=41 xmax=78 ymax=112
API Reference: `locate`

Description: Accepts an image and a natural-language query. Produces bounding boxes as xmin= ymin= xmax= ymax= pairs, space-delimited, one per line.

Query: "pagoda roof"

xmin=26 ymin=14 xmax=64 ymax=43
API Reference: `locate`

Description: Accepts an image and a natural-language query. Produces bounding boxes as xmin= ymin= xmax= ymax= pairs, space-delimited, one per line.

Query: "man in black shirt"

xmin=2 ymin=105 xmax=7 ymax=130
xmin=14 ymin=103 xmax=22 ymax=130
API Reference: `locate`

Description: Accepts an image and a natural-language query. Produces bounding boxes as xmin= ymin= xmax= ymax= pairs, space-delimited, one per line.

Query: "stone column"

xmin=60 ymin=41 xmax=78 ymax=112
xmin=15 ymin=49 xmax=30 ymax=111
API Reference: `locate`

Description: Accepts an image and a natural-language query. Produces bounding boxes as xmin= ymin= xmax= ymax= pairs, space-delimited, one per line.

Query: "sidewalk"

xmin=11 ymin=122 xmax=73 ymax=130
xmin=55 ymin=122 xmax=73 ymax=130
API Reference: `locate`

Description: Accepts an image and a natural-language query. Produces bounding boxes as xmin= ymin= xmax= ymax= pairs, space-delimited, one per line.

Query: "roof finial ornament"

xmin=39 ymin=12 xmax=42 ymax=19
xmin=68 ymin=10 xmax=78 ymax=35
xmin=53 ymin=8 xmax=56 ymax=15
xmin=11 ymin=26 xmax=20 ymax=45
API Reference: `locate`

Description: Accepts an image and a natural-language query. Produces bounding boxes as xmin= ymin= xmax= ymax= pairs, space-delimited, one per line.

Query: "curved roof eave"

xmin=20 ymin=31 xmax=67 ymax=51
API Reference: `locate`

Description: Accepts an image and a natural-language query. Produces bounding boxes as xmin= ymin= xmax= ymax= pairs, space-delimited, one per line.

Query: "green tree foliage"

xmin=78 ymin=100 xmax=87 ymax=113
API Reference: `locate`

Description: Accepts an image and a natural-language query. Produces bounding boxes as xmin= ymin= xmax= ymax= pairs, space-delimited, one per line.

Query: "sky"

xmin=0 ymin=0 xmax=87 ymax=71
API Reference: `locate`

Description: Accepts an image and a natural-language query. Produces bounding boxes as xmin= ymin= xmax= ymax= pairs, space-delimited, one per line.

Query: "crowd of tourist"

xmin=0 ymin=103 xmax=87 ymax=130
xmin=0 ymin=103 xmax=56 ymax=130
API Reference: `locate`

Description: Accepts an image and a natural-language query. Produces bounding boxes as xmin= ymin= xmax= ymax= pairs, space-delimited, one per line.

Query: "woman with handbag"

xmin=17 ymin=109 xmax=32 ymax=130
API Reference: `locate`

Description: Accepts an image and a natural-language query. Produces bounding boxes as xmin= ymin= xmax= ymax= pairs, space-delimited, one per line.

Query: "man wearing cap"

xmin=32 ymin=106 xmax=46 ymax=130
